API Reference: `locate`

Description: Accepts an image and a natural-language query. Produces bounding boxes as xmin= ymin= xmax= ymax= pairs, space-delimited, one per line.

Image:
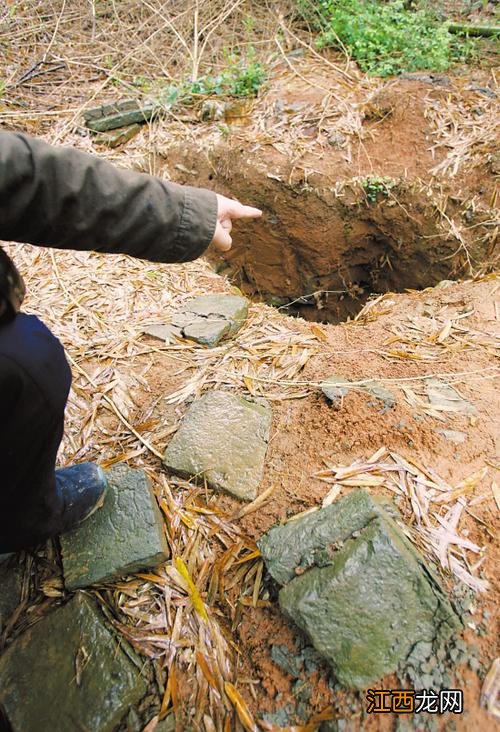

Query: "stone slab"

xmin=163 ymin=390 xmax=272 ymax=501
xmin=93 ymin=123 xmax=142 ymax=148
xmin=319 ymin=375 xmax=351 ymax=401
xmin=84 ymin=98 xmax=160 ymax=132
xmin=320 ymin=376 xmax=395 ymax=411
xmin=425 ymin=377 xmax=476 ymax=415
xmin=60 ymin=464 xmax=169 ymax=589
xmin=260 ymin=490 xmax=461 ymax=689
xmin=143 ymin=323 xmax=181 ymax=344
xmin=361 ymin=381 xmax=396 ymax=411
xmin=171 ymin=294 xmax=249 ymax=347
xmin=258 ymin=489 xmax=395 ymax=585
xmin=0 ymin=592 xmax=146 ymax=732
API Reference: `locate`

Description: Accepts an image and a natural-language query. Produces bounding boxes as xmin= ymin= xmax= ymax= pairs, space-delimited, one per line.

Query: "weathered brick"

xmin=163 ymin=390 xmax=272 ymax=501
xmin=0 ymin=592 xmax=147 ymax=732
xmin=61 ymin=464 xmax=169 ymax=589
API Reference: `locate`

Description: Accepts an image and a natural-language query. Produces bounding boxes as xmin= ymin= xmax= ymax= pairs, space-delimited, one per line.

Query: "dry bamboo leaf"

xmin=196 ymin=651 xmax=221 ymax=695
xmin=203 ymin=715 xmax=217 ymax=732
xmin=224 ymin=682 xmax=259 ymax=732
xmin=239 ymin=597 xmax=273 ymax=608
xmin=252 ymin=561 xmax=264 ymax=608
xmin=285 ymin=507 xmax=319 ymax=523
xmin=481 ymin=657 xmax=500 ymax=719
xmin=175 ymin=557 xmax=208 ymax=623
xmin=232 ymin=549 xmax=262 ymax=567
xmin=231 ymin=485 xmax=277 ymax=520
xmin=322 ymin=484 xmax=341 ymax=507
xmin=142 ymin=715 xmax=160 ymax=732
xmin=159 ymin=662 xmax=177 ymax=720
xmin=243 ymin=375 xmax=255 ymax=394
xmin=434 ymin=467 xmax=488 ymax=504
xmin=367 ymin=446 xmax=388 ymax=463
xmin=164 ymin=564 xmax=189 ymax=593
xmin=310 ymin=323 xmax=328 ymax=342
xmin=436 ymin=320 xmax=453 ymax=343
xmin=337 ymin=476 xmax=386 ymax=487
xmin=40 ymin=577 xmax=64 ymax=598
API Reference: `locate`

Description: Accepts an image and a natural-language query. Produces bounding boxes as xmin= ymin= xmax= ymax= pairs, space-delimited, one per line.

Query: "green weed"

xmin=187 ymin=52 xmax=266 ymax=98
xmin=298 ymin=0 xmax=475 ymax=77
xmin=361 ymin=176 xmax=397 ymax=203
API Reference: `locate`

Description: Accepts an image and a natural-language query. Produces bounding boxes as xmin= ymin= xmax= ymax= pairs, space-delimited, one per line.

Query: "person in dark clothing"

xmin=0 ymin=131 xmax=261 ymax=553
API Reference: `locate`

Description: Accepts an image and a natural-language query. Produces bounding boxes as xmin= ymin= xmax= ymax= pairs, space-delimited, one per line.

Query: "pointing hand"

xmin=211 ymin=194 xmax=262 ymax=252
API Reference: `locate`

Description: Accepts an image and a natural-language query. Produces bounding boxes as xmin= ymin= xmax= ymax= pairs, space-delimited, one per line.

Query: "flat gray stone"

xmin=143 ymin=323 xmax=181 ymax=344
xmin=361 ymin=380 xmax=396 ymax=411
xmin=60 ymin=464 xmax=169 ymax=589
xmin=258 ymin=489 xmax=397 ymax=586
xmin=425 ymin=377 xmax=476 ymax=415
xmin=320 ymin=375 xmax=351 ymax=401
xmin=171 ymin=294 xmax=249 ymax=347
xmin=163 ymin=390 xmax=272 ymax=501
xmin=321 ymin=376 xmax=395 ymax=411
xmin=260 ymin=490 xmax=461 ymax=689
xmin=0 ymin=592 xmax=147 ymax=732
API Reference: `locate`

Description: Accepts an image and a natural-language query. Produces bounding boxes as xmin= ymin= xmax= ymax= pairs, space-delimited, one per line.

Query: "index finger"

xmin=229 ymin=202 xmax=263 ymax=219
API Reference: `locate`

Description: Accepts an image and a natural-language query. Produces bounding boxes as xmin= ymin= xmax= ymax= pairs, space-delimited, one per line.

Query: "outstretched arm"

xmin=0 ymin=131 xmax=240 ymax=263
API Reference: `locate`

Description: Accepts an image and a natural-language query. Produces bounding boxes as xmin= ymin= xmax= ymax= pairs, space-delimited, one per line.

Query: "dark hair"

xmin=0 ymin=247 xmax=25 ymax=324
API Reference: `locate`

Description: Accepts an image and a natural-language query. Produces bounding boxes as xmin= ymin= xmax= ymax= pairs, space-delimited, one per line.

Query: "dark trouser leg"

xmin=0 ymin=313 xmax=71 ymax=552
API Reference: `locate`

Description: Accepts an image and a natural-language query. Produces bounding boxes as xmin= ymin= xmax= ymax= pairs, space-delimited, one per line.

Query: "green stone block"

xmin=60 ymin=464 xmax=169 ymax=590
xmin=84 ymin=99 xmax=160 ymax=132
xmin=163 ymin=390 xmax=272 ymax=501
xmin=258 ymin=489 xmax=394 ymax=585
xmin=172 ymin=294 xmax=249 ymax=347
xmin=278 ymin=510 xmax=461 ymax=689
xmin=0 ymin=593 xmax=147 ymax=732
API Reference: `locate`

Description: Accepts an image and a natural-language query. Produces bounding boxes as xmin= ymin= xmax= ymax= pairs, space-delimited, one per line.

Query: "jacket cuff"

xmin=175 ymin=185 xmax=218 ymax=262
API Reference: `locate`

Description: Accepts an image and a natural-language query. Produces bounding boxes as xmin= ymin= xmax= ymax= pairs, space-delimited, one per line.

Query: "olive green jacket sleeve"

xmin=0 ymin=131 xmax=218 ymax=263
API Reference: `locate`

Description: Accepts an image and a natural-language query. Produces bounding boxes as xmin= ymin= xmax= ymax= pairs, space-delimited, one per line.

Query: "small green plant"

xmin=159 ymin=52 xmax=266 ymax=110
xmin=361 ymin=176 xmax=397 ymax=203
xmin=215 ymin=123 xmax=231 ymax=138
xmin=188 ymin=52 xmax=266 ymax=98
xmin=0 ymin=80 xmax=4 ymax=99
xmin=298 ymin=0 xmax=473 ymax=77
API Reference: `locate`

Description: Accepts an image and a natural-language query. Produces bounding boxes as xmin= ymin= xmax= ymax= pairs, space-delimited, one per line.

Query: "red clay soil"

xmin=139 ymin=277 xmax=499 ymax=731
xmin=137 ymin=66 xmax=499 ymax=726
xmin=225 ymin=280 xmax=499 ymax=731
xmin=158 ymin=68 xmax=498 ymax=323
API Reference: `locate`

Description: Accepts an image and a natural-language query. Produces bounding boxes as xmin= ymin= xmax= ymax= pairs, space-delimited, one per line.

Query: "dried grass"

xmin=426 ymin=86 xmax=499 ymax=177
xmin=315 ymin=447 xmax=492 ymax=593
xmin=100 ymin=475 xmax=265 ymax=729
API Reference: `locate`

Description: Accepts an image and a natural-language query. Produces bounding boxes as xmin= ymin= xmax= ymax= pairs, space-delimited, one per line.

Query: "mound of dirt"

xmin=159 ymin=70 xmax=498 ymax=322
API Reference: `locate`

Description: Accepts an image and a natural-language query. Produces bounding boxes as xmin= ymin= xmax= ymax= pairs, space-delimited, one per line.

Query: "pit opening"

xmin=210 ymin=225 xmax=457 ymax=325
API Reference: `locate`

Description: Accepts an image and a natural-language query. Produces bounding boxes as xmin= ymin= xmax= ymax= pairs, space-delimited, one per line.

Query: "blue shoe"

xmin=55 ymin=463 xmax=108 ymax=534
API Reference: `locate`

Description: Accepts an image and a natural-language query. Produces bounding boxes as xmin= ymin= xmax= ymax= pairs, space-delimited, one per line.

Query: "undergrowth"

xmin=361 ymin=176 xmax=398 ymax=203
xmin=149 ymin=50 xmax=266 ymax=106
xmin=187 ymin=53 xmax=266 ymax=97
xmin=298 ymin=0 xmax=475 ymax=76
